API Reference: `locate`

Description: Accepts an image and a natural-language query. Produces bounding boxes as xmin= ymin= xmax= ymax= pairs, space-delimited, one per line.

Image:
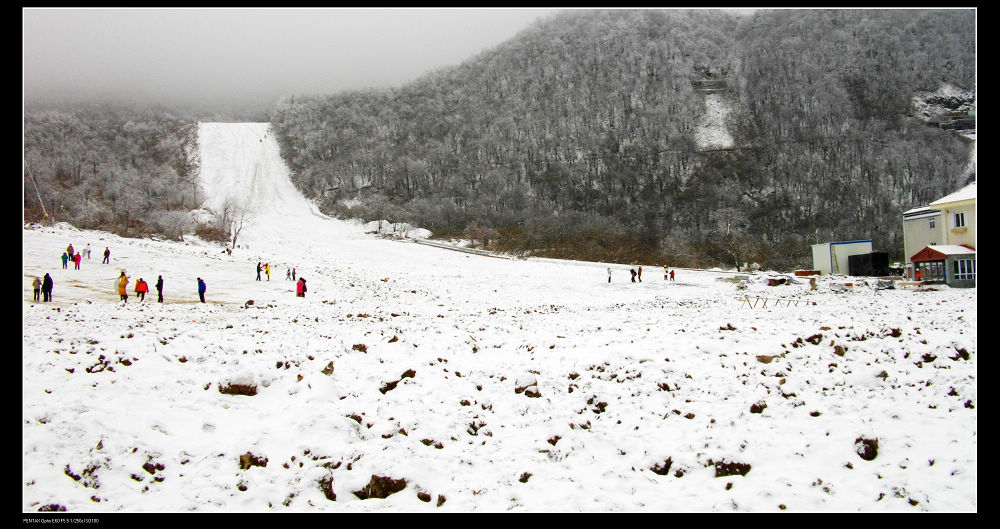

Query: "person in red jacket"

xmin=135 ymin=278 xmax=149 ymax=301
xmin=74 ymin=252 xmax=82 ymax=270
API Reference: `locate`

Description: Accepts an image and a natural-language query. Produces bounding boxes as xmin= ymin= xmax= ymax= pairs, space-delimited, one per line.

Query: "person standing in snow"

xmin=197 ymin=277 xmax=206 ymax=303
xmin=286 ymin=268 xmax=291 ymax=280
xmin=630 ymin=268 xmax=637 ymax=283
xmin=74 ymin=252 xmax=82 ymax=270
xmin=135 ymin=278 xmax=148 ymax=301
xmin=32 ymin=276 xmax=41 ymax=301
xmin=664 ymin=265 xmax=669 ymax=281
xmin=670 ymin=270 xmax=675 ymax=282
xmin=41 ymin=273 xmax=53 ymax=302
xmin=607 ymin=267 xmax=613 ymax=283
xmin=118 ymin=272 xmax=130 ymax=303
xmin=67 ymin=244 xmax=74 ymax=259
xmin=84 ymin=243 xmax=91 ymax=260
xmin=256 ymin=262 xmax=262 ymax=281
xmin=265 ymin=263 xmax=270 ymax=281
xmin=61 ymin=252 xmax=69 ymax=269
xmin=103 ymin=247 xmax=111 ymax=264
xmin=638 ymin=266 xmax=643 ymax=282
xmin=296 ymin=277 xmax=304 ymax=297
xmin=292 ymin=268 xmax=296 ymax=281
xmin=156 ymin=275 xmax=164 ymax=303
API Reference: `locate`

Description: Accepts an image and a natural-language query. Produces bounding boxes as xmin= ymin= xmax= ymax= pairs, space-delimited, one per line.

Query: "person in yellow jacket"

xmin=118 ymin=271 xmax=130 ymax=303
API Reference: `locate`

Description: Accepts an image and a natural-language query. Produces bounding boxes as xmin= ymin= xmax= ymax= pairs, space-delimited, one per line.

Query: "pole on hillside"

xmin=24 ymin=161 xmax=51 ymax=224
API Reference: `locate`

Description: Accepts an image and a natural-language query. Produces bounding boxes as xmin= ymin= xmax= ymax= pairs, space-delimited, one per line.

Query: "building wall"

xmin=940 ymin=203 xmax=976 ymax=249
xmin=903 ymin=212 xmax=942 ymax=262
xmin=811 ymin=241 xmax=873 ymax=275
xmin=945 ymin=255 xmax=977 ymax=288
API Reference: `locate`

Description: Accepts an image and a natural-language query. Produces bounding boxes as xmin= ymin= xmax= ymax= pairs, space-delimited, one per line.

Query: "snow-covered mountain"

xmin=21 ymin=123 xmax=977 ymax=513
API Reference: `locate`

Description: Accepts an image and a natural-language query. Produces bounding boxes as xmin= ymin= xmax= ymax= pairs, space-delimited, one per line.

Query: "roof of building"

xmin=929 ymin=244 xmax=976 ymax=255
xmin=910 ymin=244 xmax=976 ymax=262
xmin=903 ymin=206 xmax=941 ymax=218
xmin=929 ymin=181 xmax=976 ymax=207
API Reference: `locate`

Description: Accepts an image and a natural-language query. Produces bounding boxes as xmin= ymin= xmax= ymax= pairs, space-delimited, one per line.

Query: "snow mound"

xmin=364 ymin=220 xmax=432 ymax=239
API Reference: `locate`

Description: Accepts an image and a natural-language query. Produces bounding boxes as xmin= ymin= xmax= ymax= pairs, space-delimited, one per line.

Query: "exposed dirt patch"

xmin=650 ymin=458 xmax=673 ymax=476
xmin=239 ymin=452 xmax=268 ymax=470
xmin=318 ymin=475 xmax=336 ymax=501
xmin=219 ymin=383 xmax=257 ymax=396
xmin=519 ymin=472 xmax=532 ymax=483
xmin=711 ymin=460 xmax=751 ymax=477
xmin=750 ymin=402 xmax=767 ymax=414
xmin=353 ymin=475 xmax=408 ymax=500
xmin=855 ymin=437 xmax=878 ymax=461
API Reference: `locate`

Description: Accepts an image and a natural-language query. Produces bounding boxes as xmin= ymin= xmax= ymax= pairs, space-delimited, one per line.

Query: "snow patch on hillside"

xmin=694 ymin=94 xmax=734 ymax=150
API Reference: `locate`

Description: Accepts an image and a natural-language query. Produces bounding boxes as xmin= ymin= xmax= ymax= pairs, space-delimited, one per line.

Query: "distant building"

xmin=811 ymin=240 xmax=873 ymax=275
xmin=901 ymin=181 xmax=976 ymax=285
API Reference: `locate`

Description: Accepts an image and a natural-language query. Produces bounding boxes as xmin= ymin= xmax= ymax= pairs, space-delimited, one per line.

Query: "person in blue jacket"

xmin=197 ymin=277 xmax=206 ymax=303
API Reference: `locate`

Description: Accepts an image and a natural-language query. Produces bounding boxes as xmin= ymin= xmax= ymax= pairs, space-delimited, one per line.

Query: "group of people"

xmin=607 ymin=265 xmax=676 ymax=283
xmin=257 ymin=261 xmax=307 ymax=297
xmin=116 ymin=272 xmax=165 ymax=303
xmin=59 ymin=243 xmax=112 ymax=271
xmin=31 ymin=274 xmax=53 ymax=302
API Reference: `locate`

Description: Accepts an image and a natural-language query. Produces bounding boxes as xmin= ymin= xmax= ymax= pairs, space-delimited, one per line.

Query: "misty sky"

xmin=23 ymin=8 xmax=562 ymax=113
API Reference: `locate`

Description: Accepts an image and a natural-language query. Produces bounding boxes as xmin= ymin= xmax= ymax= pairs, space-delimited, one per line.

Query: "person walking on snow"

xmin=41 ymin=273 xmax=53 ymax=302
xmin=607 ymin=267 xmax=612 ymax=283
xmin=638 ymin=266 xmax=643 ymax=282
xmin=118 ymin=272 xmax=130 ymax=303
xmin=670 ymin=270 xmax=675 ymax=282
xmin=265 ymin=263 xmax=270 ymax=281
xmin=256 ymin=262 xmax=262 ymax=281
xmin=61 ymin=252 xmax=69 ymax=269
xmin=135 ymin=278 xmax=148 ymax=301
xmin=84 ymin=243 xmax=91 ymax=260
xmin=197 ymin=277 xmax=206 ymax=303
xmin=292 ymin=268 xmax=296 ymax=281
xmin=74 ymin=252 xmax=82 ymax=270
xmin=32 ymin=276 xmax=41 ymax=301
xmin=296 ymin=277 xmax=307 ymax=298
xmin=156 ymin=275 xmax=164 ymax=303
xmin=664 ymin=265 xmax=669 ymax=281
xmin=286 ymin=268 xmax=291 ymax=280
xmin=630 ymin=268 xmax=637 ymax=283
xmin=103 ymin=247 xmax=111 ymax=264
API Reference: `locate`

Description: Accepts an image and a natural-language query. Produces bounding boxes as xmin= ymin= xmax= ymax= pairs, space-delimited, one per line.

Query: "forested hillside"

xmin=23 ymin=9 xmax=975 ymax=271
xmin=270 ymin=9 xmax=975 ymax=269
xmin=23 ymin=103 xmax=205 ymax=240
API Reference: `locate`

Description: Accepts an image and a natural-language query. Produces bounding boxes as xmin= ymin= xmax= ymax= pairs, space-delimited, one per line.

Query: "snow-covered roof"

xmin=903 ymin=206 xmax=940 ymax=218
xmin=929 ymin=181 xmax=976 ymax=207
xmin=928 ymin=244 xmax=976 ymax=255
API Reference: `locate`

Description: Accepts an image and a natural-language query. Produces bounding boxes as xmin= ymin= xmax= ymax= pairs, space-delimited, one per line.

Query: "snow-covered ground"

xmin=22 ymin=124 xmax=976 ymax=512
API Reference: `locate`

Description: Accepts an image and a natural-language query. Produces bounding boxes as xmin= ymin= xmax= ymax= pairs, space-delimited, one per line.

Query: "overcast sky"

xmin=23 ymin=8 xmax=562 ymax=113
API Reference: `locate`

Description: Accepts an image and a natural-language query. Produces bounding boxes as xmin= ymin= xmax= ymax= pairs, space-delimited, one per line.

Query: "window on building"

xmin=953 ymin=258 xmax=976 ymax=281
xmin=929 ymin=219 xmax=935 ymax=229
xmin=916 ymin=261 xmax=946 ymax=282
xmin=954 ymin=212 xmax=966 ymax=228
